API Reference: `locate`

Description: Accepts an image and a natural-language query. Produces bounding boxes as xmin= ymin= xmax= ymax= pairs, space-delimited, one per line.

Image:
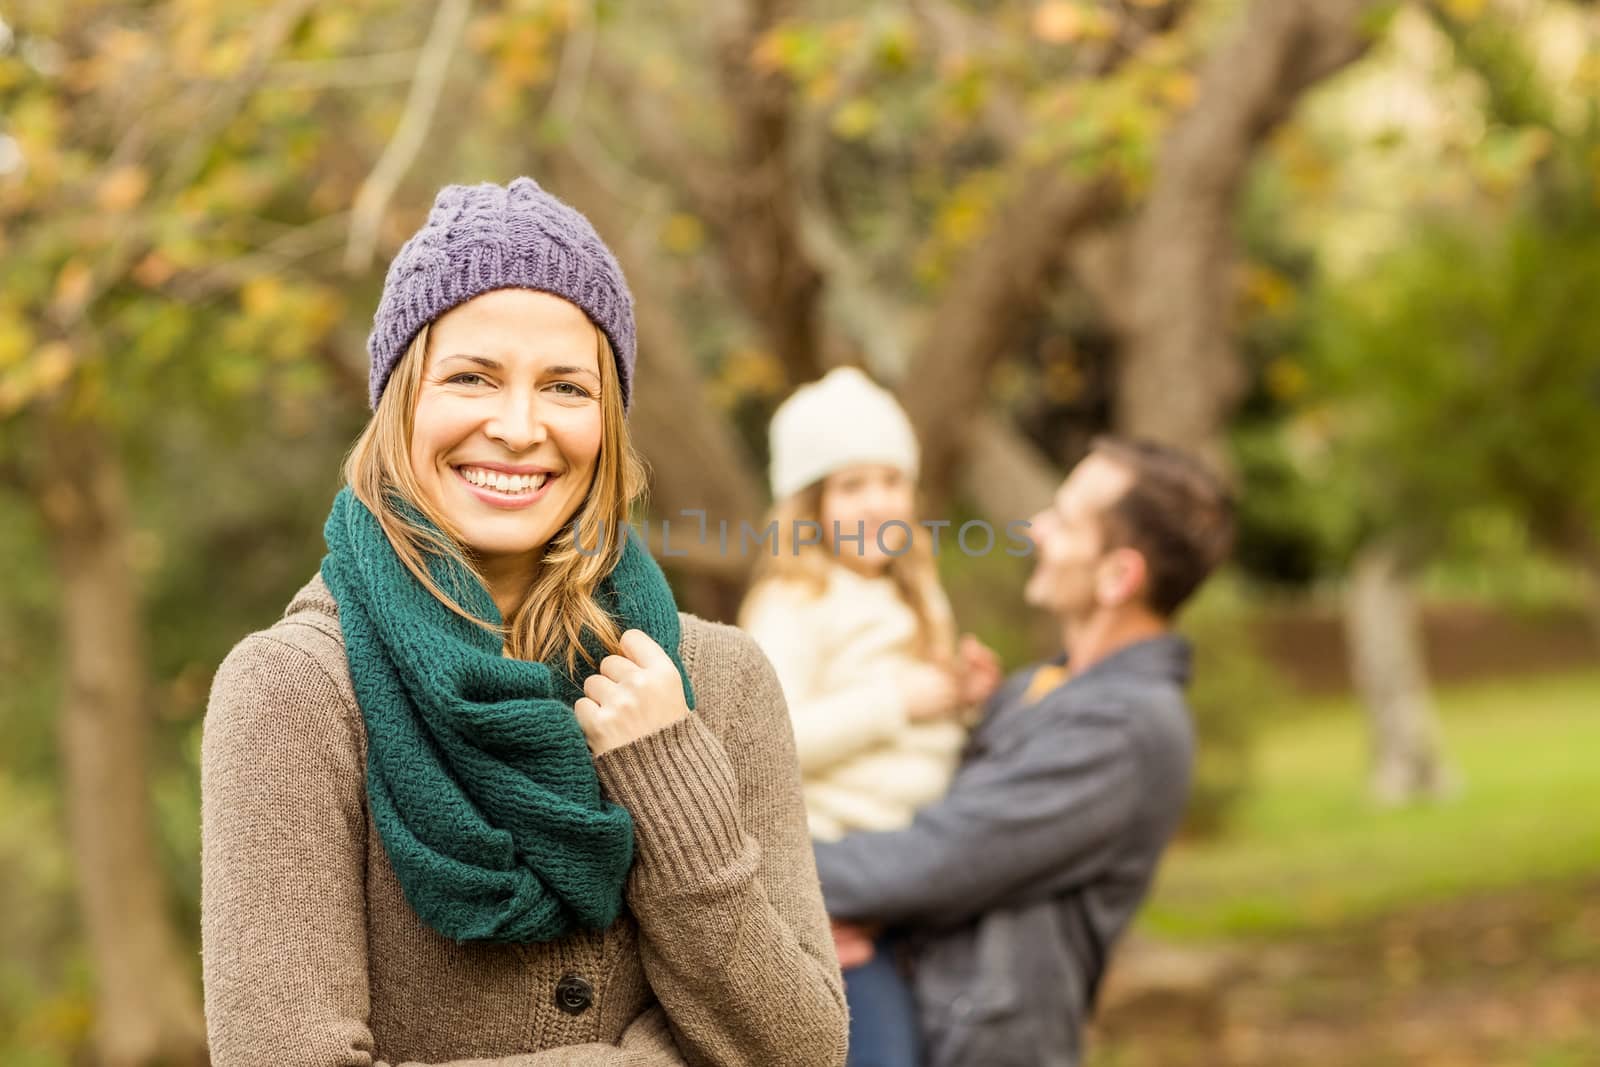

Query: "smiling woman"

xmin=198 ymin=178 xmax=847 ymax=1067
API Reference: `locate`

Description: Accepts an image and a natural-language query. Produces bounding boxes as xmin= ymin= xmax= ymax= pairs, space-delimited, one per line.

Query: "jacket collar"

xmin=1064 ymin=633 xmax=1192 ymax=689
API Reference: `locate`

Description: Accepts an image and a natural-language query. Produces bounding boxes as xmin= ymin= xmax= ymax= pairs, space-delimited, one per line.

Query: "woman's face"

xmin=409 ymin=288 xmax=603 ymax=580
xmin=819 ymin=463 xmax=917 ymax=574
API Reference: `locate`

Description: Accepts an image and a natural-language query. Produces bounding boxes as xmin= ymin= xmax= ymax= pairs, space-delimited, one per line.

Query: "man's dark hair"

xmin=1089 ymin=436 xmax=1235 ymax=617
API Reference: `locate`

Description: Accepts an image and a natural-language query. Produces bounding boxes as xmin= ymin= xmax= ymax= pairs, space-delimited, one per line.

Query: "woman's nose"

xmin=485 ymin=390 xmax=548 ymax=452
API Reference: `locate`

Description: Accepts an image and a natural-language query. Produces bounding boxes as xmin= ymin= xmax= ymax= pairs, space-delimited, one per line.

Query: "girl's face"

xmin=819 ymin=463 xmax=917 ymax=574
xmin=409 ymin=288 xmax=603 ymax=580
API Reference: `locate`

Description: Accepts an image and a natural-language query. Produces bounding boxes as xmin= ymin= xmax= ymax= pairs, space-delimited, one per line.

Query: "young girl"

xmin=738 ymin=367 xmax=1003 ymax=1067
xmin=200 ymin=178 xmax=847 ymax=1066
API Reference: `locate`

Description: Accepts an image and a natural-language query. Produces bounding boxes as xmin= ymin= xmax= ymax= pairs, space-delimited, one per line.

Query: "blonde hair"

xmin=749 ymin=480 xmax=953 ymax=662
xmin=343 ymin=320 xmax=648 ymax=672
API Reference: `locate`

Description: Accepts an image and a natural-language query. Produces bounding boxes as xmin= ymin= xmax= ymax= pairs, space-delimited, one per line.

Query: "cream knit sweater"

xmin=200 ymin=575 xmax=847 ymax=1066
xmin=739 ymin=565 xmax=968 ymax=843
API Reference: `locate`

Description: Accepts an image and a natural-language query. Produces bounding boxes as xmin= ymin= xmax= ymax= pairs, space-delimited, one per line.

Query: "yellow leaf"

xmin=1159 ymin=71 xmax=1197 ymax=108
xmin=133 ymin=251 xmax=176 ymax=289
xmin=718 ymin=346 xmax=786 ymax=400
xmin=172 ymin=14 xmax=216 ymax=78
xmin=0 ymin=310 xmax=30 ymax=368
xmin=467 ymin=13 xmax=504 ymax=54
xmin=660 ymin=213 xmax=705 ymax=256
xmin=1265 ymin=357 xmax=1307 ymax=401
xmin=96 ymin=165 xmax=149 ymax=212
xmin=241 ymin=276 xmax=285 ymax=316
xmin=52 ymin=260 xmax=93 ymax=318
xmin=1032 ymin=2 xmax=1085 ymax=44
xmin=1442 ymin=0 xmax=1486 ymax=19
xmin=751 ymin=27 xmax=797 ymax=75
xmin=1242 ymin=264 xmax=1294 ymax=312
xmin=203 ymin=34 xmax=250 ymax=79
xmin=33 ymin=340 xmax=76 ymax=395
xmin=831 ymin=98 xmax=879 ymax=141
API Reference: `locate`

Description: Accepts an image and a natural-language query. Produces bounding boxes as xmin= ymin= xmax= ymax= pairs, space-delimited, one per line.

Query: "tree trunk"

xmin=1342 ymin=540 xmax=1457 ymax=806
xmin=37 ymin=416 xmax=208 ymax=1067
xmin=958 ymin=414 xmax=1063 ymax=529
xmin=900 ymin=171 xmax=1119 ymax=506
xmin=1116 ymin=0 xmax=1380 ymax=470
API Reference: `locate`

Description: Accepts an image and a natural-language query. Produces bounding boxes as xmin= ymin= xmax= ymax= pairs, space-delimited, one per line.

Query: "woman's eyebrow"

xmin=544 ymin=364 xmax=601 ymax=379
xmin=436 ymin=354 xmax=503 ymax=370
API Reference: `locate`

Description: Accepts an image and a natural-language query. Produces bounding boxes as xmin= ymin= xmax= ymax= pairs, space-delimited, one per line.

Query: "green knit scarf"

xmin=320 ymin=487 xmax=693 ymax=944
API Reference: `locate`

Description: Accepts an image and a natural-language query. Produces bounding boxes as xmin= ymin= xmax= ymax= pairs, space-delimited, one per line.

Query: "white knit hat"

xmin=768 ymin=367 xmax=921 ymax=500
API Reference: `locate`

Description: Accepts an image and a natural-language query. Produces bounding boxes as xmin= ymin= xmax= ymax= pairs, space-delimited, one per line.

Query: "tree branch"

xmin=159 ymin=0 xmax=320 ymax=200
xmin=60 ymin=0 xmax=319 ymax=331
xmin=169 ymin=212 xmax=350 ymax=300
xmin=266 ymin=49 xmax=424 ymax=90
xmin=958 ymin=413 xmax=1064 ymax=526
xmin=343 ymin=0 xmax=472 ymax=274
xmin=901 ymin=168 xmax=1121 ymax=505
xmin=1116 ymin=0 xmax=1382 ymax=472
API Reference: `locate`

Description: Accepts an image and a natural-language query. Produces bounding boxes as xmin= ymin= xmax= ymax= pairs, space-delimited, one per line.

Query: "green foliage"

xmin=1175 ymin=580 xmax=1283 ymax=839
xmin=1296 ymin=175 xmax=1600 ymax=561
xmin=0 ymin=770 xmax=81 ymax=1067
xmin=1229 ymin=1 xmax=1600 ymax=583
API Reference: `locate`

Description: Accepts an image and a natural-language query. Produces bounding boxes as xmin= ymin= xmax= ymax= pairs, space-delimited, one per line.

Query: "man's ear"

xmin=1097 ymin=546 xmax=1149 ymax=607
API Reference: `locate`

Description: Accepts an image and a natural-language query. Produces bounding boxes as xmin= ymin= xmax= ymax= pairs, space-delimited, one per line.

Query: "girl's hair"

xmin=750 ymin=478 xmax=953 ymax=661
xmin=343 ymin=320 xmax=648 ymax=671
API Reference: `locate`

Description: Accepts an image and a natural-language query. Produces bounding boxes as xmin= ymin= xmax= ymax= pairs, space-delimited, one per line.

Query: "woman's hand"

xmin=955 ymin=633 xmax=1004 ymax=708
xmin=900 ymin=662 xmax=960 ymax=723
xmin=575 ymin=629 xmax=691 ymax=757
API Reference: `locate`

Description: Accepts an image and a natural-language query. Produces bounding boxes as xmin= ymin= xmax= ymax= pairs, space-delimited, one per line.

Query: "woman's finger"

xmin=598 ymin=654 xmax=637 ymax=683
xmin=619 ymin=628 xmax=673 ymax=671
xmin=582 ymin=673 xmax=621 ymax=706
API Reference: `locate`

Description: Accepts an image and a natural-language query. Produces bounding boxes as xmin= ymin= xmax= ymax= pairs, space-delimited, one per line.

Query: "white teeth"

xmin=459 ymin=467 xmax=549 ymax=494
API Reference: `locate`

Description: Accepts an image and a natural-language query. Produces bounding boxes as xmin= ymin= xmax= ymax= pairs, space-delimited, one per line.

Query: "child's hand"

xmin=900 ymin=663 xmax=960 ymax=722
xmin=830 ymin=919 xmax=879 ymax=970
xmin=955 ymin=634 xmax=1003 ymax=708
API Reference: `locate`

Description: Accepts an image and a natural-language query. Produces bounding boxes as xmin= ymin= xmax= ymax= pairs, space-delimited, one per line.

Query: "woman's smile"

xmin=451 ymin=462 xmax=560 ymax=509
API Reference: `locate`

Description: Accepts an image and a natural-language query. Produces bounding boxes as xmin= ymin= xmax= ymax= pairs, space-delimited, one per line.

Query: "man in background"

xmin=815 ymin=437 xmax=1235 ymax=1067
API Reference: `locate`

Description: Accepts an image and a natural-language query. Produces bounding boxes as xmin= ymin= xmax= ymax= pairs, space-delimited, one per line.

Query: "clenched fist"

xmin=574 ymin=629 xmax=691 ymax=757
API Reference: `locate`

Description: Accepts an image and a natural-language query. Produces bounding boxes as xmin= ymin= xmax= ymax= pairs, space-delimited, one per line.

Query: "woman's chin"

xmin=454 ymin=519 xmax=562 ymax=564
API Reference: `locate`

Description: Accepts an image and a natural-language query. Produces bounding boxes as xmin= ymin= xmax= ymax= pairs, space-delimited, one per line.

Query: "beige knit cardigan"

xmin=200 ymin=575 xmax=847 ymax=1067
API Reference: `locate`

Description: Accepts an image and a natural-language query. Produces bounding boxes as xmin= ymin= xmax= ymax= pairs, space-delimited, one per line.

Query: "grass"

xmin=1143 ymin=669 xmax=1600 ymax=940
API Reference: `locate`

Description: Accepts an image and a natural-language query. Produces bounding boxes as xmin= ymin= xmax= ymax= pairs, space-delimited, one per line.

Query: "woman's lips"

xmin=452 ymin=465 xmax=558 ymax=510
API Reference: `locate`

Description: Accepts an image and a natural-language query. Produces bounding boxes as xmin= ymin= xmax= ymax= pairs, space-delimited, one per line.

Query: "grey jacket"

xmin=813 ymin=636 xmax=1195 ymax=1067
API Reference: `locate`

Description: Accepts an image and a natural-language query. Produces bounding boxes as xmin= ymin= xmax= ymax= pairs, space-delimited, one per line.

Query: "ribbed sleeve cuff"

xmin=594 ymin=714 xmax=750 ymax=888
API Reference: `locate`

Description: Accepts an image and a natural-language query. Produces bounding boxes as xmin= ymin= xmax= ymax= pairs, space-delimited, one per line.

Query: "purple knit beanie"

xmin=366 ymin=177 xmax=637 ymax=411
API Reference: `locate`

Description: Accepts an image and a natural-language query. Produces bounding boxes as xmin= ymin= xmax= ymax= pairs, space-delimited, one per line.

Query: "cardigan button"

xmin=554 ymin=973 xmax=594 ymax=1015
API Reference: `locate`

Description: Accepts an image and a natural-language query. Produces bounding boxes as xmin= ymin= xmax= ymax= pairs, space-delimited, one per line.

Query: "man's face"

xmin=1023 ymin=454 xmax=1139 ymax=620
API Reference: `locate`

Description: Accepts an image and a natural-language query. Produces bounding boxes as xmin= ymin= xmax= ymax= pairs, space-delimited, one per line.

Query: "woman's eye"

xmin=445 ymin=372 xmax=487 ymax=387
xmin=548 ymin=381 xmax=591 ymax=398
